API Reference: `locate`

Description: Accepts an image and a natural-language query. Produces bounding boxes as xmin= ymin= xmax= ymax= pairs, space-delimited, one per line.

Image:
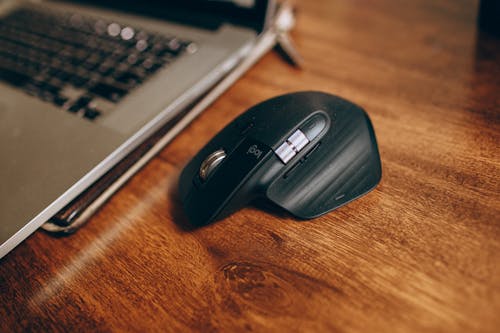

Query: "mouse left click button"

xmin=199 ymin=149 xmax=226 ymax=181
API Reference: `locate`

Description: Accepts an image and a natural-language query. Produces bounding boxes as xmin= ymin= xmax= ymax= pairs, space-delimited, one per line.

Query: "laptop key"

xmin=41 ymin=82 xmax=61 ymax=95
xmin=89 ymin=82 xmax=127 ymax=102
xmin=0 ymin=67 xmax=30 ymax=87
xmin=98 ymin=64 xmax=115 ymax=77
xmin=53 ymin=95 xmax=69 ymax=107
xmin=114 ymin=71 xmax=142 ymax=86
xmin=54 ymin=70 xmax=72 ymax=82
xmin=69 ymin=75 xmax=89 ymax=88
xmin=67 ymin=95 xmax=92 ymax=113
xmin=83 ymin=108 xmax=101 ymax=120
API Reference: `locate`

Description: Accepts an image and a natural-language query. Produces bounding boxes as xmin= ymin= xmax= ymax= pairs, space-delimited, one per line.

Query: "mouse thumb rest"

xmin=179 ymin=91 xmax=382 ymax=226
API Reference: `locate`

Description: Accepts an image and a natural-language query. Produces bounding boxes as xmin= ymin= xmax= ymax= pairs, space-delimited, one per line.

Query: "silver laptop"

xmin=0 ymin=0 xmax=275 ymax=257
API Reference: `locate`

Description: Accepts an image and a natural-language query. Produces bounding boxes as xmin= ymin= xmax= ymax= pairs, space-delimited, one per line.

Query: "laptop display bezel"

xmin=67 ymin=0 xmax=273 ymax=32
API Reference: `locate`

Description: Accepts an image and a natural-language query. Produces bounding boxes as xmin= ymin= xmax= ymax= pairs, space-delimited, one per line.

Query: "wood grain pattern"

xmin=1 ymin=0 xmax=499 ymax=332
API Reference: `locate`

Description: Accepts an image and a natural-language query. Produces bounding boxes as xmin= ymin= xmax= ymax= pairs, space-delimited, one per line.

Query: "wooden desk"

xmin=1 ymin=0 xmax=499 ymax=332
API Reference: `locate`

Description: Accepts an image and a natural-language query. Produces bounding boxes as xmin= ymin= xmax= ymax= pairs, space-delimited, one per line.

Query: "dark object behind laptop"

xmin=478 ymin=0 xmax=500 ymax=37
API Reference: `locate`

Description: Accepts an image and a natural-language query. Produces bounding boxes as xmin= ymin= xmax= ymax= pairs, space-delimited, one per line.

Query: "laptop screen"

xmin=72 ymin=0 xmax=272 ymax=32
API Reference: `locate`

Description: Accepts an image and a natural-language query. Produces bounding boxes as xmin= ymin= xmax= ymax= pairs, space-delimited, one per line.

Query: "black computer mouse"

xmin=178 ymin=91 xmax=382 ymax=226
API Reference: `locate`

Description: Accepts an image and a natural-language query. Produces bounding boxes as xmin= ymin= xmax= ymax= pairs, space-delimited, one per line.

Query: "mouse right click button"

xmin=300 ymin=112 xmax=328 ymax=141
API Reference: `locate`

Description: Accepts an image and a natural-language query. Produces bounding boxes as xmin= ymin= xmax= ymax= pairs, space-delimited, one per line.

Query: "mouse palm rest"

xmin=179 ymin=91 xmax=382 ymax=225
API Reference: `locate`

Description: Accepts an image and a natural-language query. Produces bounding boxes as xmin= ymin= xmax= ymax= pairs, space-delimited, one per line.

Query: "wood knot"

xmin=218 ymin=262 xmax=293 ymax=315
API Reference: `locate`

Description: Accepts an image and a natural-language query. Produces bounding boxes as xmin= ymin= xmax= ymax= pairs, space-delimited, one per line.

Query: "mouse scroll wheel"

xmin=199 ymin=149 xmax=227 ymax=182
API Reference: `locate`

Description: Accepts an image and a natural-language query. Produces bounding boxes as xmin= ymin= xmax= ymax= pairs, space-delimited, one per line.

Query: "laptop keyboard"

xmin=0 ymin=7 xmax=197 ymax=120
